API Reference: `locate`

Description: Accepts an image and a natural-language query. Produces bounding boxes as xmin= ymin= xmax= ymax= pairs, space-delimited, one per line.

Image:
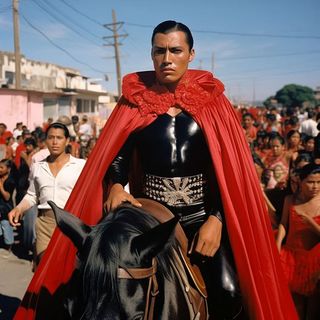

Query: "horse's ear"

xmin=48 ymin=201 xmax=91 ymax=250
xmin=131 ymin=216 xmax=179 ymax=260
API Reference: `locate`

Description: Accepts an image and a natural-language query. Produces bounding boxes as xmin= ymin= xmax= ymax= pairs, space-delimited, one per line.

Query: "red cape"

xmin=15 ymin=70 xmax=297 ymax=319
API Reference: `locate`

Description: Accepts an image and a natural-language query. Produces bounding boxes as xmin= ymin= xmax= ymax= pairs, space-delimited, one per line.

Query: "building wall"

xmin=0 ymin=89 xmax=43 ymax=131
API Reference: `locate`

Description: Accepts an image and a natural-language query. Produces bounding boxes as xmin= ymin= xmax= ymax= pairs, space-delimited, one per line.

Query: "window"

xmin=76 ymin=99 xmax=96 ymax=113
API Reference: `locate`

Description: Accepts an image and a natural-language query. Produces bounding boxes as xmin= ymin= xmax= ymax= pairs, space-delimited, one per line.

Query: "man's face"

xmin=243 ymin=116 xmax=253 ymax=128
xmin=46 ymin=128 xmax=69 ymax=156
xmin=25 ymin=144 xmax=35 ymax=154
xmin=151 ymin=31 xmax=195 ymax=90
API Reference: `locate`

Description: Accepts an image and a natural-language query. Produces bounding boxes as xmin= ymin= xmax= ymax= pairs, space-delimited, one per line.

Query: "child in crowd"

xmin=276 ymin=163 xmax=320 ymax=319
xmin=0 ymin=159 xmax=16 ymax=255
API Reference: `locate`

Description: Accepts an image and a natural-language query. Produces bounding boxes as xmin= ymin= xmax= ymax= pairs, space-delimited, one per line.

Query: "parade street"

xmin=0 ymin=248 xmax=33 ymax=320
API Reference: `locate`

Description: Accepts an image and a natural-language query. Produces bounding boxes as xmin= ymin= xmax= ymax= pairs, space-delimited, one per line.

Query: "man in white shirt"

xmin=13 ymin=122 xmax=23 ymax=140
xmin=300 ymin=109 xmax=319 ymax=137
xmin=8 ymin=122 xmax=86 ymax=266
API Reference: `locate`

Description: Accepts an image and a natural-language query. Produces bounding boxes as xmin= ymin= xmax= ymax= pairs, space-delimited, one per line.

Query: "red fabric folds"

xmin=14 ymin=70 xmax=297 ymax=319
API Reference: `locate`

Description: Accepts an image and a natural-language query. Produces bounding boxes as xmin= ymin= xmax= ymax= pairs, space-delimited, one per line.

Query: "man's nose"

xmin=163 ymin=49 xmax=171 ymax=64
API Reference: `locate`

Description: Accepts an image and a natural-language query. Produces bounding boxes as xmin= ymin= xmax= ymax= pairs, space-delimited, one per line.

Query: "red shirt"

xmin=0 ymin=131 xmax=13 ymax=145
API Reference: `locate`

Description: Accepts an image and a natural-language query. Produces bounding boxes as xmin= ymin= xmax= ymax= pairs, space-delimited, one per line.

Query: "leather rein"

xmin=117 ymin=258 xmax=159 ymax=320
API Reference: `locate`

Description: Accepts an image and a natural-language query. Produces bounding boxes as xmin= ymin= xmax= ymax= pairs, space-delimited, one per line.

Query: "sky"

xmin=1 ymin=0 xmax=320 ymax=103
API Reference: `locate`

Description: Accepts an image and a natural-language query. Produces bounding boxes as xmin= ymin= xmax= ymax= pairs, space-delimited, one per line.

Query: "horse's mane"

xmin=73 ymin=206 xmax=178 ymax=319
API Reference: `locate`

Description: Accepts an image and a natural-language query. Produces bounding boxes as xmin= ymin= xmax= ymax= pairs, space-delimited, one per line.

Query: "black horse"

xmin=48 ymin=198 xmax=208 ymax=320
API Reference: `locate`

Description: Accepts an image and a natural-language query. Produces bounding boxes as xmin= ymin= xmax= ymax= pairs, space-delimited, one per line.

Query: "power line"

xmin=29 ymin=0 xmax=102 ymax=46
xmin=216 ymin=50 xmax=320 ymax=61
xmin=59 ymin=0 xmax=103 ymax=27
xmin=20 ymin=13 xmax=107 ymax=75
xmin=126 ymin=22 xmax=320 ymax=40
xmin=0 ymin=4 xmax=12 ymax=13
xmin=223 ymin=67 xmax=320 ymax=82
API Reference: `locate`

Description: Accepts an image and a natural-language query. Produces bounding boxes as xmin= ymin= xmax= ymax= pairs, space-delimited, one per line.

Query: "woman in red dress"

xmin=276 ymin=163 xmax=320 ymax=319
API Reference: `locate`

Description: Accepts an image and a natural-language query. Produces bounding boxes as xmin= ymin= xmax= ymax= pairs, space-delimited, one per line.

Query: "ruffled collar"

xmin=122 ymin=69 xmax=225 ymax=116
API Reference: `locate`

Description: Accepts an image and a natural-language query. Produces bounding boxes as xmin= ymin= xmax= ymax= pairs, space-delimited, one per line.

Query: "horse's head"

xmin=48 ymin=201 xmax=180 ymax=320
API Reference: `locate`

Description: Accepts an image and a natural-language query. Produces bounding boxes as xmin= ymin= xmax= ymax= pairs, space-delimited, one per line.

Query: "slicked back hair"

xmin=151 ymin=20 xmax=194 ymax=51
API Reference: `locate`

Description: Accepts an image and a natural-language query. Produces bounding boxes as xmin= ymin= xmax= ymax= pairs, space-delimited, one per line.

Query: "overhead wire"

xmin=20 ymin=13 xmax=108 ymax=75
xmin=29 ymin=0 xmax=102 ymax=46
xmin=126 ymin=22 xmax=320 ymax=40
xmin=58 ymin=0 xmax=104 ymax=27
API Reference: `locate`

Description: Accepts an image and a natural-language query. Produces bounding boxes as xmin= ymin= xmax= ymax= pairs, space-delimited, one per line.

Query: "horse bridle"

xmin=117 ymin=258 xmax=159 ymax=320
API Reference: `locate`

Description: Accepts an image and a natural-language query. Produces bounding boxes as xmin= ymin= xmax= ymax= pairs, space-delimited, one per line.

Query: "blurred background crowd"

xmin=238 ymin=103 xmax=320 ymax=228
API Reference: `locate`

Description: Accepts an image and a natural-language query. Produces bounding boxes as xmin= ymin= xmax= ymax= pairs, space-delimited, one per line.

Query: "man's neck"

xmin=47 ymin=152 xmax=69 ymax=164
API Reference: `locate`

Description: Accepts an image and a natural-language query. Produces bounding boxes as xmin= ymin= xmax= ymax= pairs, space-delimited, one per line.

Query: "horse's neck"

xmin=156 ymin=255 xmax=191 ymax=319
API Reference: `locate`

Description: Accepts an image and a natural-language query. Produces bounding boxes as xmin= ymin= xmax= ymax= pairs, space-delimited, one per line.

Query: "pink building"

xmin=0 ymin=51 xmax=115 ymax=132
xmin=0 ymin=88 xmax=44 ymax=131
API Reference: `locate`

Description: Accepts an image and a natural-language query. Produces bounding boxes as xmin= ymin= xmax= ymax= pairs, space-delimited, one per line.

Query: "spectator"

xmin=84 ymin=137 xmax=97 ymax=159
xmin=14 ymin=129 xmax=32 ymax=169
xmin=242 ymin=112 xmax=257 ymax=145
xmin=79 ymin=115 xmax=93 ymax=158
xmin=0 ymin=123 xmax=13 ymax=145
xmin=9 ymin=123 xmax=86 ymax=268
xmin=286 ymin=130 xmax=303 ymax=163
xmin=67 ymin=136 xmax=80 ymax=158
xmin=265 ymin=113 xmax=281 ymax=133
xmin=42 ymin=117 xmax=53 ymax=132
xmin=300 ymin=109 xmax=319 ymax=137
xmin=0 ymin=159 xmax=16 ymax=256
xmin=4 ymin=136 xmax=14 ymax=160
xmin=262 ymin=134 xmax=290 ymax=190
xmin=71 ymin=115 xmax=80 ymax=138
xmin=57 ymin=115 xmax=77 ymax=139
xmin=301 ymin=135 xmax=315 ymax=155
xmin=13 ymin=122 xmax=24 ymax=139
xmin=254 ymin=129 xmax=270 ymax=158
xmin=276 ymin=163 xmax=320 ymax=319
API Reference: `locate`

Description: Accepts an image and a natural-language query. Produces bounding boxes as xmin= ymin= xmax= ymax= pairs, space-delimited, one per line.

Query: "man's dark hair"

xmin=289 ymin=116 xmax=299 ymax=126
xmin=242 ymin=112 xmax=255 ymax=120
xmin=307 ymin=109 xmax=315 ymax=119
xmin=151 ymin=20 xmax=194 ymax=50
xmin=266 ymin=113 xmax=276 ymax=122
xmin=46 ymin=122 xmax=70 ymax=139
xmin=24 ymin=137 xmax=37 ymax=148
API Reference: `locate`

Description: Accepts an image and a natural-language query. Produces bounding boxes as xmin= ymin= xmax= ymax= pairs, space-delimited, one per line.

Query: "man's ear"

xmin=189 ymin=48 xmax=195 ymax=62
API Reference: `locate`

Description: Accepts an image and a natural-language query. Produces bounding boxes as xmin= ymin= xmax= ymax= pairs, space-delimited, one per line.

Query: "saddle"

xmin=137 ymin=198 xmax=208 ymax=320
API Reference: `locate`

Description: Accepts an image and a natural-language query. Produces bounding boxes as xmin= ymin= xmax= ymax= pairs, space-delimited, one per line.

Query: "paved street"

xmin=0 ymin=247 xmax=33 ymax=320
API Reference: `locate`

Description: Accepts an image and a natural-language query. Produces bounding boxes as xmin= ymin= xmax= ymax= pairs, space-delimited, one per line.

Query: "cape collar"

xmin=122 ymin=69 xmax=225 ymax=116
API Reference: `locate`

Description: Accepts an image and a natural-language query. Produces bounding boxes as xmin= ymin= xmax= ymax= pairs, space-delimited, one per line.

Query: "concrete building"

xmin=0 ymin=51 xmax=116 ymax=131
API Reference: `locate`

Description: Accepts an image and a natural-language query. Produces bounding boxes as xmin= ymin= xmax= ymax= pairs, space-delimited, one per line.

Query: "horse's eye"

xmin=131 ymin=313 xmax=144 ymax=320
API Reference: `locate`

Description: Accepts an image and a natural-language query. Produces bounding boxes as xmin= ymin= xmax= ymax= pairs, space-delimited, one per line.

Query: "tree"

xmin=274 ymin=84 xmax=315 ymax=109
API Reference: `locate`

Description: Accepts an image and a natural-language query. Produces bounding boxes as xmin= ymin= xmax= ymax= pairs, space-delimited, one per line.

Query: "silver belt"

xmin=144 ymin=173 xmax=206 ymax=207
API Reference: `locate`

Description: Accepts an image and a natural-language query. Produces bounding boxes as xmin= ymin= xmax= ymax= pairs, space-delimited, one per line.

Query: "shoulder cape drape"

xmin=14 ymin=70 xmax=297 ymax=319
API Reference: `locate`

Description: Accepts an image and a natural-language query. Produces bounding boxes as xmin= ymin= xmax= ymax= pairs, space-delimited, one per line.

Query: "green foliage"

xmin=263 ymin=96 xmax=276 ymax=108
xmin=274 ymin=84 xmax=315 ymax=109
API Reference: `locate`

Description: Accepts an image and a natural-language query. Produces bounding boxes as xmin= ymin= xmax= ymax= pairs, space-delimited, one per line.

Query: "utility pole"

xmin=13 ymin=0 xmax=21 ymax=89
xmin=103 ymin=9 xmax=127 ymax=98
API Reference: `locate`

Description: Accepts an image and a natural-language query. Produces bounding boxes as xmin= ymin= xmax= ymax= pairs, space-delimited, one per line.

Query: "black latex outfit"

xmin=108 ymin=111 xmax=243 ymax=319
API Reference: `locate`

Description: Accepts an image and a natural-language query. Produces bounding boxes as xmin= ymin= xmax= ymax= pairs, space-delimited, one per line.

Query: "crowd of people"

xmin=239 ymin=105 xmax=320 ymax=212
xmin=0 ymin=115 xmax=96 ymax=262
xmin=239 ymin=104 xmax=320 ymax=319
